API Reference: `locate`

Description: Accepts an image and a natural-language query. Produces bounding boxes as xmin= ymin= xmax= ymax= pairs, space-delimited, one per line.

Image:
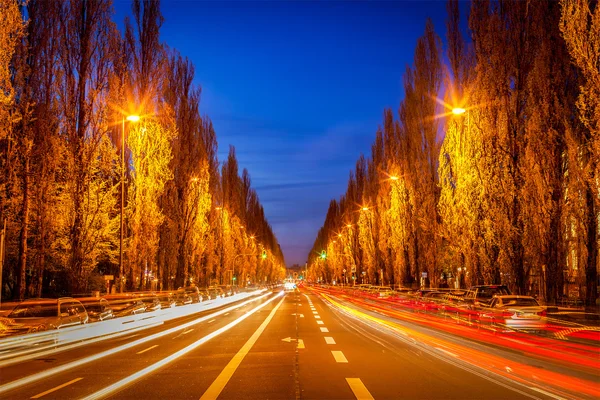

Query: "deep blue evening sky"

xmin=114 ymin=0 xmax=457 ymax=266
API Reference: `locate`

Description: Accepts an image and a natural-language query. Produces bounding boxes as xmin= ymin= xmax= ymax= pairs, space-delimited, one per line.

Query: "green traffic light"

xmin=320 ymin=250 xmax=326 ymax=260
xmin=262 ymin=251 xmax=267 ymax=260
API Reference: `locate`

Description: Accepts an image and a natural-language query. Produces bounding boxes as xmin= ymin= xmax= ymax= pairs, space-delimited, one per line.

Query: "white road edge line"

xmin=346 ymin=378 xmax=374 ymax=400
xmin=81 ymin=293 xmax=285 ymax=400
xmin=0 ymin=292 xmax=273 ymax=397
xmin=30 ymin=378 xmax=83 ymax=399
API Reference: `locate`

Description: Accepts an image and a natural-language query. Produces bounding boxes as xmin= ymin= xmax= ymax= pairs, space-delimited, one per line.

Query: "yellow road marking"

xmin=31 ymin=378 xmax=83 ymax=399
xmin=200 ymin=297 xmax=285 ymax=400
xmin=136 ymin=345 xmax=159 ymax=355
xmin=298 ymin=339 xmax=305 ymax=349
xmin=346 ymin=378 xmax=374 ymax=400
xmin=332 ymin=350 xmax=348 ymax=363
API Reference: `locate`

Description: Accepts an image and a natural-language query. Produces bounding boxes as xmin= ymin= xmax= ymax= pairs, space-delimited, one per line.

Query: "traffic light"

xmin=261 ymin=250 xmax=267 ymax=260
xmin=320 ymin=250 xmax=326 ymax=260
xmin=233 ymin=276 xmax=237 ymax=281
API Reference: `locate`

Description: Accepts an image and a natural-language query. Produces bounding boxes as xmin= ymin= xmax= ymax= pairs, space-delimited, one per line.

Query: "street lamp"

xmin=120 ymin=114 xmax=140 ymax=293
xmin=452 ymin=107 xmax=466 ymax=115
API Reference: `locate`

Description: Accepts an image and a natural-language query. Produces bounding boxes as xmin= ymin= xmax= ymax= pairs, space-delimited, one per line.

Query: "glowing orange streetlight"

xmin=119 ymin=114 xmax=141 ymax=293
xmin=362 ymin=207 xmax=369 ymax=211
xmin=390 ymin=176 xmax=399 ymax=181
xmin=452 ymin=107 xmax=466 ymax=115
xmin=338 ymin=233 xmax=342 ymax=238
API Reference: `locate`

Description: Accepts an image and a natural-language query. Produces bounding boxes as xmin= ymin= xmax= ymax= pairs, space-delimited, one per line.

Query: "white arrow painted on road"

xmin=281 ymin=337 xmax=305 ymax=349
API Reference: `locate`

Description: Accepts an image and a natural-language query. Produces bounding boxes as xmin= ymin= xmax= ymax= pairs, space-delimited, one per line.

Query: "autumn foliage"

xmin=0 ymin=0 xmax=285 ymax=299
xmin=308 ymin=0 xmax=599 ymax=306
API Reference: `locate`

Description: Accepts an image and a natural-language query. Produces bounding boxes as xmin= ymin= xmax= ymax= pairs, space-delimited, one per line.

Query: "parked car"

xmin=220 ymin=285 xmax=234 ymax=297
xmin=3 ymin=297 xmax=88 ymax=334
xmin=137 ymin=293 xmax=162 ymax=312
xmin=174 ymin=288 xmax=193 ymax=305
xmin=480 ymin=295 xmax=547 ymax=331
xmin=105 ymin=295 xmax=146 ymax=317
xmin=157 ymin=292 xmax=177 ymax=309
xmin=465 ymin=285 xmax=512 ymax=308
xmin=208 ymin=286 xmax=225 ymax=299
xmin=178 ymin=286 xmax=203 ymax=303
xmin=80 ymin=297 xmax=113 ymax=322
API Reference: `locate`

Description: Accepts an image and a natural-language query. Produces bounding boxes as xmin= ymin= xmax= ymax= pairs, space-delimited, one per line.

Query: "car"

xmin=208 ymin=286 xmax=225 ymax=299
xmin=3 ymin=297 xmax=88 ymax=334
xmin=105 ymin=295 xmax=147 ymax=317
xmin=465 ymin=285 xmax=512 ymax=308
xmin=481 ymin=295 xmax=547 ymax=331
xmin=284 ymin=281 xmax=296 ymax=291
xmin=157 ymin=292 xmax=177 ymax=309
xmin=220 ymin=285 xmax=234 ymax=297
xmin=174 ymin=289 xmax=193 ymax=305
xmin=80 ymin=297 xmax=113 ymax=322
xmin=137 ymin=293 xmax=162 ymax=312
xmin=177 ymin=286 xmax=203 ymax=303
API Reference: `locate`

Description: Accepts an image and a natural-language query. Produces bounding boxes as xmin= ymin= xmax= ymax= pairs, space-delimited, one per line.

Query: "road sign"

xmin=351 ymin=266 xmax=356 ymax=273
xmin=343 ymin=269 xmax=346 ymax=273
xmin=104 ymin=275 xmax=114 ymax=280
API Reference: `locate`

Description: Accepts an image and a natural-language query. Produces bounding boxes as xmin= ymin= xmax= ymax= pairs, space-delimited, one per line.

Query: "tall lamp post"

xmin=120 ymin=115 xmax=140 ymax=293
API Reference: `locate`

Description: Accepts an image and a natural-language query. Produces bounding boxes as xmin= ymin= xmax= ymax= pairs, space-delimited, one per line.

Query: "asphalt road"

xmin=0 ymin=288 xmax=593 ymax=399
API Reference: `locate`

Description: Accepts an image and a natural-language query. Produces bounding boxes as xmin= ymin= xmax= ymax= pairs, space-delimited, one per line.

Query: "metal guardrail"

xmin=0 ymin=289 xmax=266 ymax=366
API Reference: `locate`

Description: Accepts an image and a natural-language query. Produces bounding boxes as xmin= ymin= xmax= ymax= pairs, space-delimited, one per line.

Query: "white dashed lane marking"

xmin=136 ymin=345 xmax=158 ymax=355
xmin=324 ymin=337 xmax=336 ymax=344
xmin=31 ymin=378 xmax=83 ymax=399
xmin=332 ymin=350 xmax=348 ymax=363
xmin=317 ymin=321 xmax=324 ymax=325
xmin=346 ymin=378 xmax=374 ymax=400
xmin=320 ymin=327 xmax=329 ymax=333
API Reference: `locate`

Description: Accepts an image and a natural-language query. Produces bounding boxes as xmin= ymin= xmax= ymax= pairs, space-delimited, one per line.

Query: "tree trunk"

xmin=16 ymin=156 xmax=30 ymax=300
xmin=585 ymin=187 xmax=598 ymax=307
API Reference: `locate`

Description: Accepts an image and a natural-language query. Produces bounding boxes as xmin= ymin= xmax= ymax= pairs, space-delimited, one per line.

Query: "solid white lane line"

xmin=136 ymin=345 xmax=158 ymax=355
xmin=332 ymin=351 xmax=348 ymax=363
xmin=530 ymin=387 xmax=567 ymax=400
xmin=320 ymin=327 xmax=329 ymax=333
xmin=317 ymin=321 xmax=324 ymax=325
xmin=324 ymin=337 xmax=336 ymax=345
xmin=0 ymin=292 xmax=273 ymax=398
xmin=199 ymin=296 xmax=286 ymax=400
xmin=82 ymin=294 xmax=285 ymax=400
xmin=208 ymin=319 xmax=216 ymax=323
xmin=346 ymin=378 xmax=374 ymax=400
xmin=30 ymin=378 xmax=83 ymax=399
xmin=435 ymin=347 xmax=458 ymax=358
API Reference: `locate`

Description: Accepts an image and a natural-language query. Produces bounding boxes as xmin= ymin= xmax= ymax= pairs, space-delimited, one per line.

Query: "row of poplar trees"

xmin=0 ymin=0 xmax=285 ymax=300
xmin=308 ymin=0 xmax=599 ymax=306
